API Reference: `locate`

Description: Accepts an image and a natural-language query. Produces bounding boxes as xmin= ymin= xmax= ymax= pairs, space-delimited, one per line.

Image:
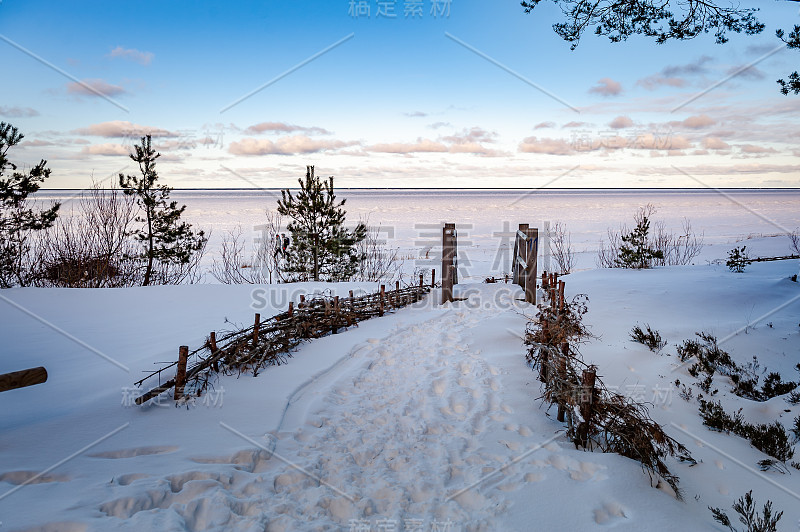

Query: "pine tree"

xmin=277 ymin=166 xmax=366 ymax=282
xmin=118 ymin=135 xmax=206 ymax=286
xmin=0 ymin=122 xmax=60 ymax=287
xmin=615 ymin=209 xmax=663 ymax=269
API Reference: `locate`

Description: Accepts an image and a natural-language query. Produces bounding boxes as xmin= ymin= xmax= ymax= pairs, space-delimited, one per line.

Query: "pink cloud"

xmin=369 ymin=138 xmax=448 ymax=154
xmin=82 ymin=143 xmax=130 ymax=156
xmin=518 ymin=136 xmax=575 ymax=156
xmin=72 ymin=121 xmax=179 ymax=138
xmin=229 ymin=136 xmax=356 ymax=155
xmin=675 ymin=115 xmax=716 ymax=129
xmin=702 ymin=137 xmax=730 ymax=150
xmin=739 ymin=144 xmax=778 ymax=154
xmin=244 ymin=122 xmax=331 ymax=135
xmin=108 ymin=46 xmax=154 ymax=66
xmin=609 ymin=116 xmax=634 ymax=129
xmin=66 ymin=79 xmax=126 ymax=97
xmin=588 ymin=78 xmax=623 ymax=97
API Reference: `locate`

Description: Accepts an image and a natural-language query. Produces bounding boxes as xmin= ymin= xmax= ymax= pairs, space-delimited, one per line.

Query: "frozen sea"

xmin=39 ymin=188 xmax=800 ymax=279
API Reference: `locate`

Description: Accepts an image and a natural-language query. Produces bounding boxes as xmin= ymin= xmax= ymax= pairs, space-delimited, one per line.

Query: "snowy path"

xmin=99 ymin=299 xmax=540 ymax=531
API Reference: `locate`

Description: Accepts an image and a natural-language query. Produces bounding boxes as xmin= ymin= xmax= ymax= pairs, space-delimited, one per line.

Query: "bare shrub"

xmin=550 ymin=221 xmax=575 ymax=274
xmin=789 ymin=230 xmax=800 ymax=255
xmin=653 ymin=218 xmax=704 ymax=266
xmin=596 ymin=228 xmax=622 ymax=268
xmin=212 ymin=211 xmax=284 ymax=284
xmin=35 ymin=183 xmax=143 ymax=287
xmin=354 ymin=220 xmax=403 ymax=282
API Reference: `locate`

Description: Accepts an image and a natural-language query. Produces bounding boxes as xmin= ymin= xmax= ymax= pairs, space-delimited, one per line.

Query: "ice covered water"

xmin=37 ymin=189 xmax=800 ymax=279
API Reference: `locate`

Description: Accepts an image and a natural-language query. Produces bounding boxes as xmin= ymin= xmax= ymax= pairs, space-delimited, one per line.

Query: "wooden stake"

xmin=558 ymin=280 xmax=565 ymax=312
xmin=174 ymin=346 xmax=189 ymax=400
xmin=419 ymin=273 xmax=424 ymax=288
xmin=442 ymin=223 xmax=456 ymax=304
xmin=252 ymin=313 xmax=261 ymax=347
xmin=431 ymin=268 xmax=436 ymax=288
xmin=209 ymin=332 xmax=219 ymax=372
xmin=332 ymin=296 xmax=340 ymax=334
xmin=557 ymin=343 xmax=568 ymax=422
xmin=542 ymin=271 xmax=548 ymax=291
xmin=299 ymin=294 xmax=306 ymax=308
xmin=379 ymin=284 xmax=385 ymax=316
xmin=288 ymin=302 xmax=293 ymax=317
xmin=577 ymin=367 xmax=597 ymax=448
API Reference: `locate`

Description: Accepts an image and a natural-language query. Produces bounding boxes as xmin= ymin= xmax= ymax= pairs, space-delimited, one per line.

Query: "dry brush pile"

xmin=524 ymin=286 xmax=694 ymax=498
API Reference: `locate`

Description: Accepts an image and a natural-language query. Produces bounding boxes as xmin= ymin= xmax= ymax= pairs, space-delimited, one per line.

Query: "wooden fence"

xmin=134 ymin=279 xmax=432 ymax=405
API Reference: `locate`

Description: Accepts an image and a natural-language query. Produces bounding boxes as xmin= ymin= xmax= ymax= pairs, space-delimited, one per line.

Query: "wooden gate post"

xmin=525 ymin=227 xmax=538 ymax=304
xmin=442 ymin=223 xmax=456 ymax=304
xmin=513 ymin=223 xmax=529 ymax=287
xmin=174 ymin=346 xmax=189 ymax=400
xmin=379 ymin=284 xmax=385 ymax=316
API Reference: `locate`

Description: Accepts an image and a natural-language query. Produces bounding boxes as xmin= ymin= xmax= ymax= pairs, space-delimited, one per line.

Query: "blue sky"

xmin=1 ymin=0 xmax=799 ymax=188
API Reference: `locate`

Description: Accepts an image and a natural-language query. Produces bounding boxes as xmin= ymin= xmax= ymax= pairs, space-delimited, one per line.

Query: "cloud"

xmin=636 ymin=75 xmax=687 ymax=90
xmin=82 ymin=143 xmax=131 ymax=156
xmin=439 ymin=127 xmax=497 ymax=144
xmin=588 ymin=78 xmax=623 ymax=97
xmin=73 ymin=120 xmax=179 ymax=138
xmin=66 ymin=79 xmax=126 ymax=97
xmin=746 ymin=43 xmax=780 ymax=56
xmin=673 ymin=114 xmax=716 ymax=129
xmin=727 ymin=64 xmax=765 ymax=81
xmin=228 ymin=135 xmax=357 ymax=155
xmin=533 ymin=121 xmax=555 ymax=130
xmin=403 ymin=111 xmax=428 ymax=118
xmin=663 ymin=56 xmax=713 ymax=77
xmin=702 ymin=137 xmax=731 ymax=150
xmin=369 ymin=138 xmax=448 ymax=154
xmin=609 ymin=116 xmax=634 ymax=129
xmin=562 ymin=121 xmax=590 ymax=128
xmin=108 ymin=46 xmax=154 ymax=66
xmin=428 ymin=122 xmax=451 ymax=129
xmin=244 ymin=122 xmax=331 ymax=135
xmin=0 ymin=106 xmax=39 ymax=118
xmin=739 ymin=144 xmax=778 ymax=154
xmin=518 ymin=136 xmax=575 ymax=156
xmin=636 ymin=56 xmax=713 ymax=91
xmin=630 ymin=134 xmax=692 ymax=150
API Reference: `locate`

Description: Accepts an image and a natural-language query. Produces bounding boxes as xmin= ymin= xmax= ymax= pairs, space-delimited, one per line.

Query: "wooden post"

xmin=542 ymin=271 xmax=548 ymax=291
xmin=395 ymin=280 xmax=400 ymax=307
xmin=174 ymin=346 xmax=188 ymax=400
xmin=209 ymin=332 xmax=219 ymax=372
xmin=525 ymin=227 xmax=538 ymax=304
xmin=550 ymin=288 xmax=556 ymax=308
xmin=0 ymin=366 xmax=47 ymax=393
xmin=332 ymin=296 xmax=340 ymax=334
xmin=558 ymin=280 xmax=565 ymax=312
xmin=299 ymin=294 xmax=306 ymax=308
xmin=419 ymin=273 xmax=424 ymax=289
xmin=431 ymin=268 xmax=436 ymax=288
xmin=379 ymin=284 xmax=385 ymax=316
xmin=557 ymin=343 xmax=568 ymax=422
xmin=288 ymin=302 xmax=294 ymax=317
xmin=442 ymin=223 xmax=456 ymax=304
xmin=577 ymin=367 xmax=597 ymax=448
xmin=252 ymin=313 xmax=261 ymax=347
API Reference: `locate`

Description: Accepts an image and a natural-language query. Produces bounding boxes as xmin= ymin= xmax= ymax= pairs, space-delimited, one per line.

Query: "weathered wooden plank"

xmin=0 ymin=366 xmax=48 ymax=393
